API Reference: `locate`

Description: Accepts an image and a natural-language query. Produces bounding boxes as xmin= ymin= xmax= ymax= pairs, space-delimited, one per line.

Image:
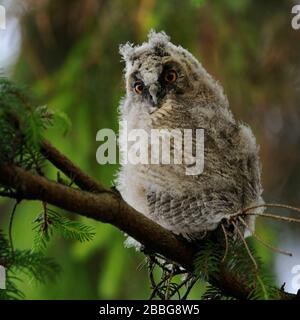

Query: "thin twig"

xmin=230 ymin=203 xmax=300 ymax=218
xmin=238 ymin=216 xmax=293 ymax=257
xmin=169 ymin=277 xmax=191 ymax=299
xmin=148 ymin=256 xmax=189 ymax=300
xmin=221 ymin=223 xmax=229 ymax=263
xmin=244 ymin=212 xmax=300 ymax=224
xmin=244 ymin=203 xmax=300 ymax=214
xmin=181 ymin=276 xmax=199 ymax=300
xmin=165 ymin=268 xmax=174 ymax=300
xmin=9 ymin=200 xmax=20 ymax=254
xmin=231 ymin=220 xmax=258 ymax=270
xmin=149 ymin=268 xmax=171 ymax=300
xmin=148 ymin=256 xmax=167 ymax=300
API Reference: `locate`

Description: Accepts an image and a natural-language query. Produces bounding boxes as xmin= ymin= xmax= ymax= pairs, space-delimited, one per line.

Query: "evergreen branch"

xmin=32 ymin=211 xmax=54 ymax=253
xmin=32 ymin=206 xmax=95 ymax=253
xmin=0 ymin=231 xmax=60 ymax=299
xmin=48 ymin=210 xmax=95 ymax=242
xmin=11 ymin=250 xmax=61 ymax=283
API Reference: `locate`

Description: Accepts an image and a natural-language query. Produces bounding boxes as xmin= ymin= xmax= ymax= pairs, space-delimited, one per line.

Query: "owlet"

xmin=117 ymin=31 xmax=264 ymax=239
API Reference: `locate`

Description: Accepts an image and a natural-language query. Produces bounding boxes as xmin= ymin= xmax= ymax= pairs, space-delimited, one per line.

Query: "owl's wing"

xmin=146 ymin=189 xmax=239 ymax=239
xmin=237 ymin=128 xmax=264 ymax=236
xmin=238 ymin=124 xmax=263 ymax=208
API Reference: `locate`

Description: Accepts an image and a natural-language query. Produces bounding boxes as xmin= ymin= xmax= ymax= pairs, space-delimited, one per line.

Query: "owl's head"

xmin=120 ymin=30 xmax=228 ymax=114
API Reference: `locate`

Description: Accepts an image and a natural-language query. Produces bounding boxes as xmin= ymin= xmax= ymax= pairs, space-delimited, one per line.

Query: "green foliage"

xmin=229 ymin=0 xmax=251 ymax=12
xmin=0 ymin=201 xmax=95 ymax=300
xmin=3 ymin=0 xmax=296 ymax=300
xmin=194 ymin=234 xmax=280 ymax=300
xmin=32 ymin=208 xmax=95 ymax=253
xmin=0 ymin=78 xmax=97 ymax=299
xmin=0 ymin=78 xmax=71 ymax=171
xmin=0 ymin=231 xmax=60 ymax=300
xmin=201 ymin=284 xmax=235 ymax=300
xmin=194 ymin=238 xmax=223 ymax=282
xmin=248 ymin=273 xmax=279 ymax=300
xmin=51 ymin=111 xmax=72 ymax=136
xmin=0 ymin=78 xmax=45 ymax=167
xmin=190 ymin=0 xmax=206 ymax=8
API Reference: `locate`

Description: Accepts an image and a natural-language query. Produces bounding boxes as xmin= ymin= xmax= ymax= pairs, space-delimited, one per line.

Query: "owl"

xmin=117 ymin=31 xmax=264 ymax=240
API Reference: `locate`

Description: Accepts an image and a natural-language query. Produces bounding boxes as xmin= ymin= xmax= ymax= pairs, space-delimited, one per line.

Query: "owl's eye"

xmin=164 ymin=70 xmax=177 ymax=83
xmin=134 ymin=81 xmax=144 ymax=94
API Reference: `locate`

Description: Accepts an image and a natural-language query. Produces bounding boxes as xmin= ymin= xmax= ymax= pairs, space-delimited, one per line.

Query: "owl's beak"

xmin=148 ymin=84 xmax=159 ymax=106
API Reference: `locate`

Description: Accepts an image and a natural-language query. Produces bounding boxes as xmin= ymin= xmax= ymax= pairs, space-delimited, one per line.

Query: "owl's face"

xmin=126 ymin=51 xmax=191 ymax=113
xmin=120 ymin=31 xmax=228 ymax=115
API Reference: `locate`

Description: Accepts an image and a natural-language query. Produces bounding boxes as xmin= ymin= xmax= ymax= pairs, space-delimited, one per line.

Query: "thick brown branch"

xmin=0 ymin=164 xmax=193 ymax=268
xmin=40 ymin=140 xmax=107 ymax=193
xmin=0 ymin=162 xmax=296 ymax=300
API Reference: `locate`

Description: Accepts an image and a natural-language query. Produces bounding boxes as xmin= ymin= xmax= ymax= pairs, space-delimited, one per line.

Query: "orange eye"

xmin=134 ymin=81 xmax=144 ymax=94
xmin=164 ymin=70 xmax=177 ymax=83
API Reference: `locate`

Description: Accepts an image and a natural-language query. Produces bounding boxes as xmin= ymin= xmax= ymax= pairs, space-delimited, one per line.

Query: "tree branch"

xmin=0 ymin=164 xmax=194 ymax=268
xmin=0 ymin=142 xmax=297 ymax=300
xmin=40 ymin=140 xmax=107 ymax=193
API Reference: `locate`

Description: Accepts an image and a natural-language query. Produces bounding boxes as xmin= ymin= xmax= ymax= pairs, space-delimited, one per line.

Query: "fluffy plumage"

xmin=117 ymin=31 xmax=264 ymax=239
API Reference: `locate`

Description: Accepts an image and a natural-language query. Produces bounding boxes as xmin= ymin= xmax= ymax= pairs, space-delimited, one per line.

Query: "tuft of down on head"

xmin=119 ymin=30 xmax=229 ymax=109
xmin=147 ymin=29 xmax=170 ymax=47
xmin=119 ymin=30 xmax=170 ymax=62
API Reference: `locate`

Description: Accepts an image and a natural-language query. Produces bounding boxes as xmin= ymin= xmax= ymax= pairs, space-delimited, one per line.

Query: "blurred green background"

xmin=1 ymin=0 xmax=300 ymax=299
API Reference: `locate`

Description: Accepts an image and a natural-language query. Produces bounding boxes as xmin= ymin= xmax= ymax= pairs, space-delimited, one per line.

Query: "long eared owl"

xmin=117 ymin=31 xmax=264 ymax=239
